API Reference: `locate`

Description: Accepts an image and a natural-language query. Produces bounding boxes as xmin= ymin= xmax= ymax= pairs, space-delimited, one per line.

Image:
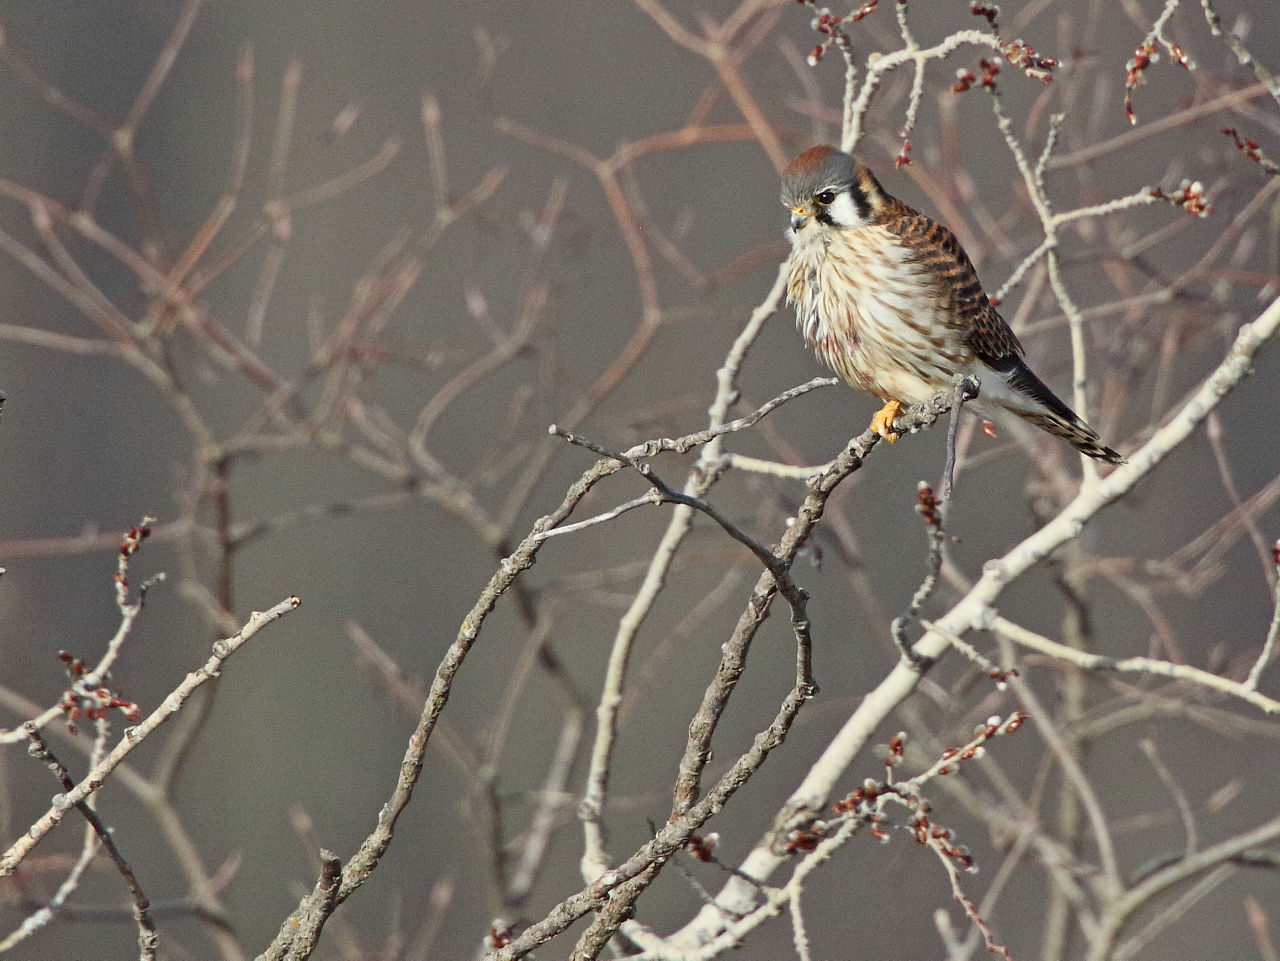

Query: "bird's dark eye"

xmin=815 ymin=190 xmax=837 ymax=205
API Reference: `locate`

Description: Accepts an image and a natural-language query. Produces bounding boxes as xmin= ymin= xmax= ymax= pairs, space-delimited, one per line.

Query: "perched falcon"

xmin=781 ymin=145 xmax=1123 ymax=464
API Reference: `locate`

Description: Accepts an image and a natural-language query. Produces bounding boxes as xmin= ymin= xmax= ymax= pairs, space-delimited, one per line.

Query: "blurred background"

xmin=1 ymin=1 xmax=1279 ymax=958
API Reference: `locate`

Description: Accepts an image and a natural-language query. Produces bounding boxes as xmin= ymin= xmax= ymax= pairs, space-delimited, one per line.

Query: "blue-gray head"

xmin=781 ymin=145 xmax=887 ymax=232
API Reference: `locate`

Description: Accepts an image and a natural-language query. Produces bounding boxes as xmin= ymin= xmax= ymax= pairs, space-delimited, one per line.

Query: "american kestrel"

xmin=781 ymin=145 xmax=1123 ymax=464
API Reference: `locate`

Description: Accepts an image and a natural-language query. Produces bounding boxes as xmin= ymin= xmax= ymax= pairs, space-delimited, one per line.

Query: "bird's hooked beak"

xmin=789 ymin=205 xmax=813 ymax=231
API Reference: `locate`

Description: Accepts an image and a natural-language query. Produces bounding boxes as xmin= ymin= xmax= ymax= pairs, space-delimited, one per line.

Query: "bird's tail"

xmin=1015 ymin=409 xmax=1125 ymax=464
xmin=994 ymin=356 xmax=1125 ymax=464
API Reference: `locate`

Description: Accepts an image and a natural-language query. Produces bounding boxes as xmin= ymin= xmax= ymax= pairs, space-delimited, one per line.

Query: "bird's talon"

xmin=870 ymin=400 xmax=902 ymax=442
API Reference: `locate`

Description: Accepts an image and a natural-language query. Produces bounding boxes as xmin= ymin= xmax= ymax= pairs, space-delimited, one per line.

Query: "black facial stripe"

xmin=809 ymin=182 xmax=865 ymax=228
xmin=848 ymin=185 xmax=870 ymax=221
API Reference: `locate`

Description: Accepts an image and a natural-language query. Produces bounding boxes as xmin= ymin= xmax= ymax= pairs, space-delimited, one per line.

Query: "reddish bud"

xmin=851 ymin=0 xmax=878 ymax=21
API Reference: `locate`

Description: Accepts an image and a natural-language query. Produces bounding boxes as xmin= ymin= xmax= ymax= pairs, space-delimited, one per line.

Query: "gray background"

xmin=1 ymin=1 xmax=1279 ymax=959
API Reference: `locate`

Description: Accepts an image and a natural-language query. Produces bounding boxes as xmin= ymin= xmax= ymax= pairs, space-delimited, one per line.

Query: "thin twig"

xmin=0 ymin=596 xmax=300 ymax=875
xmin=22 ymin=726 xmax=158 ymax=960
xmin=993 ymin=614 xmax=1280 ymax=714
xmin=1246 ymin=563 xmax=1280 ymax=691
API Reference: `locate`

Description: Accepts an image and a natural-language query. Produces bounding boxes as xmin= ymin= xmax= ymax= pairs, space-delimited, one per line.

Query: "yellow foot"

xmin=870 ymin=399 xmax=902 ymax=442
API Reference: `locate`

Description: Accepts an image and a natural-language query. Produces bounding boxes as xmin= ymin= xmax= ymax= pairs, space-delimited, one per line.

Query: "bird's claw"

xmin=870 ymin=399 xmax=902 ymax=442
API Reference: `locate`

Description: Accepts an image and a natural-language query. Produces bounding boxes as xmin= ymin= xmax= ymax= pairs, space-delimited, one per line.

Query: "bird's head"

xmin=780 ymin=145 xmax=886 ymax=233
